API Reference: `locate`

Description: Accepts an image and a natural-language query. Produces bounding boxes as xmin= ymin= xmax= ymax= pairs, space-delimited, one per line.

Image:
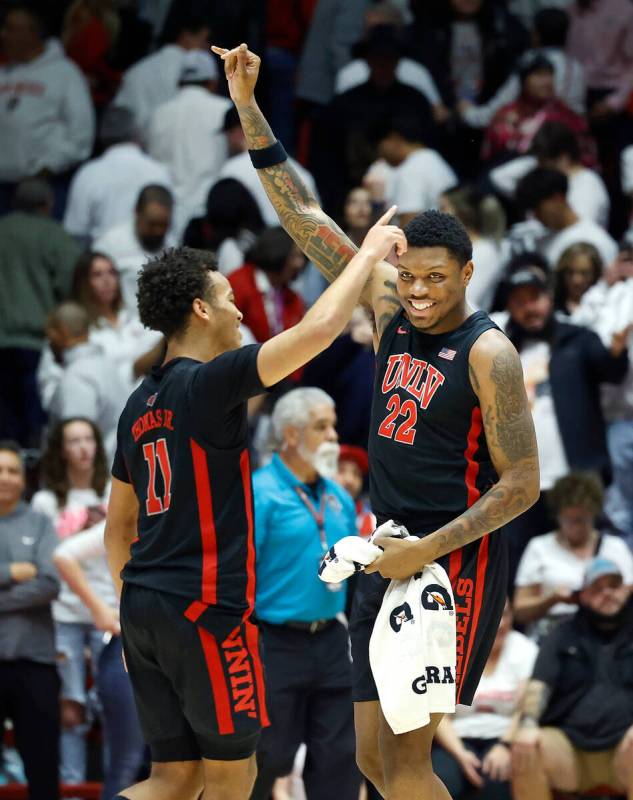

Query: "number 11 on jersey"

xmin=143 ymin=438 xmax=172 ymax=515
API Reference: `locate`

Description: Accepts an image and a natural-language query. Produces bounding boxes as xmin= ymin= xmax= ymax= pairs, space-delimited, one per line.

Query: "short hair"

xmin=13 ymin=177 xmax=53 ymax=212
xmin=0 ymin=440 xmax=22 ymax=462
xmin=505 ymin=250 xmax=551 ymax=276
xmin=515 ymin=167 xmax=568 ymax=212
xmin=534 ymin=7 xmax=570 ymax=47
xmin=548 ymin=471 xmax=604 ymax=517
xmin=531 ymin=121 xmax=581 ymax=163
xmin=3 ymin=2 xmax=45 ymax=38
xmin=99 ymin=106 xmax=137 ymax=148
xmin=375 ymin=112 xmax=433 ymax=147
xmin=403 ymin=210 xmax=473 ymax=265
xmin=47 ymin=302 xmax=90 ymax=337
xmin=135 ymin=184 xmax=173 ymax=213
xmin=137 ymin=247 xmax=217 ymax=338
xmin=272 ymin=388 xmax=335 ymax=444
xmin=246 ymin=227 xmax=298 ymax=275
xmin=205 ymin=178 xmax=264 ymax=241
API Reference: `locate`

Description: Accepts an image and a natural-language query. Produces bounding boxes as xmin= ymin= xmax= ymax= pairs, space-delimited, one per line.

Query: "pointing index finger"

xmin=376 ymin=204 xmax=398 ymax=226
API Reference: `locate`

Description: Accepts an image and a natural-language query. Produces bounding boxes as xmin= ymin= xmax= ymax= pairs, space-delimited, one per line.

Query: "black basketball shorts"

xmin=120 ymin=583 xmax=269 ymax=762
xmin=349 ymin=531 xmax=508 ymax=706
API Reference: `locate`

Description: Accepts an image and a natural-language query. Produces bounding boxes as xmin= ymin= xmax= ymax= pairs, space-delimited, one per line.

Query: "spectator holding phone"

xmin=513 ymin=472 xmax=633 ymax=642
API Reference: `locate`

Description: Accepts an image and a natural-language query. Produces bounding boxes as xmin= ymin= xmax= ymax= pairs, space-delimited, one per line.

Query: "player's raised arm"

xmin=257 ymin=207 xmax=406 ymax=387
xmin=212 ymin=43 xmax=401 ymax=343
xmin=367 ymin=329 xmax=539 ymax=578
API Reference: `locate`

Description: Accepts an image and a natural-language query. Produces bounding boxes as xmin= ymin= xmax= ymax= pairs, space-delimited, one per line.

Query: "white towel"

xmin=369 ymin=562 xmax=456 ymax=734
xmin=318 ymin=520 xmax=408 ymax=583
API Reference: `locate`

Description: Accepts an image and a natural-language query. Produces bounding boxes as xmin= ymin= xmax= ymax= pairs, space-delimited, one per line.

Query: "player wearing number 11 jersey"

xmin=104 ymin=216 xmax=406 ymax=800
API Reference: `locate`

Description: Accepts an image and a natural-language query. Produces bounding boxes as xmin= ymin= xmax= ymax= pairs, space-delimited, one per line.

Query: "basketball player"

xmin=213 ymin=44 xmax=540 ymax=799
xmin=104 ymin=225 xmax=406 ymax=800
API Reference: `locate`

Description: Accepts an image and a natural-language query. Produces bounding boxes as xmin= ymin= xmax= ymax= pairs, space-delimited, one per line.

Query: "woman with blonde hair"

xmin=440 ymin=184 xmax=506 ymax=311
xmin=554 ymin=241 xmax=603 ymax=317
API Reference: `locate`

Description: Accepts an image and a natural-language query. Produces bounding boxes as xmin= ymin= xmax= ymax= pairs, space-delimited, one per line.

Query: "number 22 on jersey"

xmin=377 ymin=394 xmax=418 ymax=445
xmin=143 ymin=438 xmax=172 ymax=515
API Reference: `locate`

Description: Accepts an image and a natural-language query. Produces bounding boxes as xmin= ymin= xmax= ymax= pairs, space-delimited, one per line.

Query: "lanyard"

xmin=295 ymin=486 xmax=328 ymax=551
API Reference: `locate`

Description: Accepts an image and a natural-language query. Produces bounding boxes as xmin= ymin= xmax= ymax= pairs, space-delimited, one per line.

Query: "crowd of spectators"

xmin=0 ymin=0 xmax=632 ymax=798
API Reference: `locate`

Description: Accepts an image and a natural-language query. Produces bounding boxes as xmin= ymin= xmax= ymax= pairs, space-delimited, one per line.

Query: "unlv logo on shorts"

xmin=421 ymin=584 xmax=454 ymax=613
xmin=389 ymin=601 xmax=415 ymax=632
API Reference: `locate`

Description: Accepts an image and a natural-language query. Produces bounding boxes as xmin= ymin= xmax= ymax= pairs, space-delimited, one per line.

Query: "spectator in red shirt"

xmin=228 ymin=227 xmax=305 ymax=343
xmin=482 ymin=53 xmax=596 ymax=166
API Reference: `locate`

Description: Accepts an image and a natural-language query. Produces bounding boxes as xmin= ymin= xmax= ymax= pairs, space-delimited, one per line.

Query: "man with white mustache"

xmin=250 ymin=387 xmax=360 ymax=800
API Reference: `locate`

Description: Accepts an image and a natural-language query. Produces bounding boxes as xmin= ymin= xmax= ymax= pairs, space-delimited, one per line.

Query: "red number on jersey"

xmin=142 ymin=438 xmax=172 ymax=515
xmin=377 ymin=394 xmax=418 ymax=445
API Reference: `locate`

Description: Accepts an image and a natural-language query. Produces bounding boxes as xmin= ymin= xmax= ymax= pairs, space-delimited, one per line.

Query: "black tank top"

xmin=369 ymin=308 xmax=499 ymax=534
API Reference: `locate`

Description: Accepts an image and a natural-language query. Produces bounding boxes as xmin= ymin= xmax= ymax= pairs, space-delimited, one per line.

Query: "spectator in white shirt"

xmin=64 ymin=106 xmax=172 ymax=248
xmin=439 ymin=185 xmax=506 ymax=311
xmin=112 ymin=12 xmax=210 ymax=140
xmin=489 ymin=121 xmax=610 ymax=227
xmin=148 ymin=50 xmax=231 ymax=238
xmin=0 ymin=3 xmax=95 ymax=216
xmin=43 ymin=303 xmax=128 ymax=461
xmin=93 ymin=184 xmax=176 ymax=314
xmin=217 ymin=107 xmax=320 ymax=227
xmin=513 ymin=471 xmax=633 ymax=642
xmin=459 ymin=8 xmax=585 ymax=127
xmin=365 ymin=115 xmax=457 ymax=226
xmin=38 ymin=252 xmax=164 ymax=408
xmin=515 ymin=167 xmax=618 ymax=268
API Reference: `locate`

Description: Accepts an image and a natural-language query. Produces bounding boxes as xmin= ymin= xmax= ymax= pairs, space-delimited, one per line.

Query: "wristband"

xmin=248 ymin=140 xmax=288 ymax=169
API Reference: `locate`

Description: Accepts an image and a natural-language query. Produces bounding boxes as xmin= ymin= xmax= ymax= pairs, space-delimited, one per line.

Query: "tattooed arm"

xmin=212 ymin=43 xmax=401 ymax=343
xmin=367 ymin=329 xmax=539 ymax=579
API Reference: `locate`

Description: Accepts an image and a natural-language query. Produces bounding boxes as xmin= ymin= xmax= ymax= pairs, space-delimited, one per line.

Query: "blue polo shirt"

xmin=253 ymin=454 xmax=356 ymax=624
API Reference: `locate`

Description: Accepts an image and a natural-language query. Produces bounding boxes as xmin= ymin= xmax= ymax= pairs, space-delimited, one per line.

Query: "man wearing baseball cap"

xmin=496 ymin=263 xmax=628 ymax=581
xmin=512 ymin=556 xmax=633 ymax=799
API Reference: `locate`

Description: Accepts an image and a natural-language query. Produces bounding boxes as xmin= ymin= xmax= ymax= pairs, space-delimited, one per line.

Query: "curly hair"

xmin=403 ymin=209 xmax=473 ymax=266
xmin=40 ymin=418 xmax=108 ymax=507
xmin=137 ymin=247 xmax=217 ymax=338
xmin=548 ymin=471 xmax=604 ymax=518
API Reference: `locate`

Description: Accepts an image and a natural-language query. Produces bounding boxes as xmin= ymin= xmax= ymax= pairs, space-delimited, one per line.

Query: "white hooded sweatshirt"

xmin=0 ymin=39 xmax=95 ymax=181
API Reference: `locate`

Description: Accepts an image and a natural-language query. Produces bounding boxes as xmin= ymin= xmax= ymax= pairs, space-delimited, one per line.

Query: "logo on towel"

xmin=389 ymin=601 xmax=415 ymax=632
xmin=421 ymin=584 xmax=454 ymax=613
xmin=411 ymin=666 xmax=456 ymax=695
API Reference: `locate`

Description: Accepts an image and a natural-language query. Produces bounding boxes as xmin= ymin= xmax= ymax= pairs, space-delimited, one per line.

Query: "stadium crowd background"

xmin=0 ymin=0 xmax=632 ymax=798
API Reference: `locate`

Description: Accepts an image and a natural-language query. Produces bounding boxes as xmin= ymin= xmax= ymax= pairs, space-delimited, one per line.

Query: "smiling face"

xmin=0 ymin=449 xmax=24 ymax=514
xmin=206 ymin=272 xmax=243 ymax=352
xmin=396 ymin=246 xmax=472 ymax=333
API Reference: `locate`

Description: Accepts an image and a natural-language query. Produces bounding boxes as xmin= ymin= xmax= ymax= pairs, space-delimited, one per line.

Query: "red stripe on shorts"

xmin=245 ymin=621 xmax=270 ymax=727
xmin=456 ymin=534 xmax=489 ymax=704
xmin=190 ymin=439 xmax=218 ymax=605
xmin=464 ymin=406 xmax=483 ymax=507
xmin=240 ymin=449 xmax=256 ymax=617
xmin=198 ymin=627 xmax=235 ymax=735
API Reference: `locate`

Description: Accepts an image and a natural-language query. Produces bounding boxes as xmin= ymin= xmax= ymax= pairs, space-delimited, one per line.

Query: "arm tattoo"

xmin=419 ymin=346 xmax=538 ymax=561
xmin=236 ymin=103 xmax=357 ymax=283
xmin=375 ymin=280 xmax=401 ymax=336
xmin=489 ymin=350 xmax=535 ymax=462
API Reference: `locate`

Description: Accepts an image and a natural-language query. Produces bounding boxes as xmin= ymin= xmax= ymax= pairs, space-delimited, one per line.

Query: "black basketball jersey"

xmin=111 ymin=345 xmax=265 ymax=633
xmin=369 ymin=308 xmax=499 ymax=533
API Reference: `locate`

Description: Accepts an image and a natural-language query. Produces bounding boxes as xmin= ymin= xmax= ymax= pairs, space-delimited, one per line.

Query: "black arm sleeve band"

xmin=248 ymin=140 xmax=288 ymax=169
